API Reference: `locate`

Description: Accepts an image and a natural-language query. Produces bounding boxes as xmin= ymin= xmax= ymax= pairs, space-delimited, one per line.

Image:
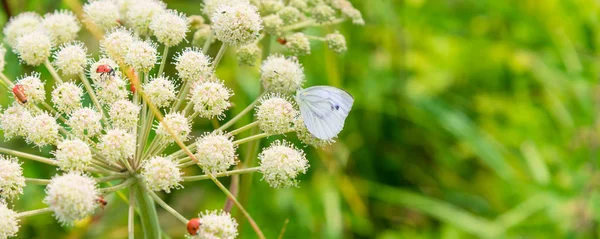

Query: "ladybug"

xmin=12 ymin=84 xmax=27 ymax=104
xmin=96 ymin=196 xmax=108 ymax=209
xmin=187 ymin=218 xmax=201 ymax=235
xmin=96 ymin=64 xmax=115 ymax=77
xmin=277 ymin=37 xmax=287 ymax=45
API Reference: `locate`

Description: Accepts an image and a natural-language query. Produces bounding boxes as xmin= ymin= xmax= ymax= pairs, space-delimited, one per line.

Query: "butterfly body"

xmin=295 ymin=86 xmax=354 ymax=140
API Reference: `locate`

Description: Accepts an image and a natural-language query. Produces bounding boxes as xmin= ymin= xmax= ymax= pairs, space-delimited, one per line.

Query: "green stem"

xmin=0 ymin=147 xmax=57 ymax=166
xmin=101 ymin=178 xmax=136 ymax=194
xmin=148 ymin=190 xmax=189 ymax=225
xmin=234 ymin=133 xmax=269 ymax=145
xmin=217 ymin=93 xmax=265 ymax=132
xmin=17 ymin=207 xmax=53 ymax=218
xmin=0 ymin=73 xmax=14 ymax=87
xmin=230 ymin=121 xmax=258 ymax=136
xmin=171 ymin=80 xmax=190 ymax=114
xmin=202 ymin=31 xmax=214 ymax=54
xmin=135 ymin=182 xmax=161 ymax=239
xmin=281 ymin=18 xmax=345 ymax=32
xmin=79 ymin=73 xmax=108 ymax=127
xmin=128 ymin=189 xmax=136 ymax=239
xmin=158 ymin=46 xmax=169 ymax=76
xmin=212 ymin=44 xmax=227 ymax=69
xmin=44 ymin=59 xmax=63 ymax=84
xmin=25 ymin=178 xmax=51 ymax=185
xmin=182 ymin=167 xmax=261 ymax=181
xmin=96 ymin=174 xmax=129 ymax=183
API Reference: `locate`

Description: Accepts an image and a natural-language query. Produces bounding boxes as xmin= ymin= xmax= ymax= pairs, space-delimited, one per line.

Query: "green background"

xmin=2 ymin=0 xmax=599 ymax=238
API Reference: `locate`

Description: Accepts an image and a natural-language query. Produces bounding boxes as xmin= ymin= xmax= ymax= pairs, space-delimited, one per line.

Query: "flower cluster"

xmin=0 ymin=0 xmax=361 ymax=237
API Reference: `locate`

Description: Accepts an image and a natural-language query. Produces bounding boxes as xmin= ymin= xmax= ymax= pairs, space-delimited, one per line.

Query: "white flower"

xmin=3 ymin=12 xmax=42 ymax=47
xmin=54 ymin=139 xmax=92 ymax=172
xmin=155 ymin=112 xmax=190 ymax=143
xmin=53 ymin=41 xmax=88 ymax=76
xmin=95 ymin=76 xmax=128 ymax=105
xmin=100 ymin=27 xmax=134 ymax=65
xmin=141 ymin=156 xmax=182 ymax=193
xmin=262 ymin=14 xmax=283 ymax=36
xmin=43 ymin=173 xmax=99 ymax=225
xmin=211 ymin=2 xmax=262 ymax=46
xmin=259 ymin=140 xmax=308 ymax=188
xmin=67 ymin=108 xmax=103 ymax=139
xmin=14 ymin=31 xmax=52 ymax=66
xmin=51 ymin=82 xmax=83 ymax=114
xmin=174 ymin=47 xmax=212 ymax=82
xmin=202 ymin=0 xmax=249 ymax=19
xmin=278 ymin=6 xmax=301 ymax=24
xmin=195 ymin=132 xmax=237 ymax=173
xmin=125 ymin=40 xmax=158 ymax=73
xmin=26 ymin=113 xmax=60 ymax=148
xmin=143 ymin=75 xmax=177 ymax=108
xmin=285 ymin=32 xmax=311 ymax=56
xmin=125 ymin=0 xmax=166 ymax=36
xmin=0 ymin=202 xmax=19 ymax=238
xmin=0 ymin=155 xmax=25 ymax=200
xmin=109 ymin=100 xmax=139 ymax=131
xmin=16 ymin=72 xmax=46 ymax=103
xmin=42 ymin=10 xmax=81 ymax=45
xmin=83 ymin=0 xmax=121 ymax=31
xmin=312 ymin=3 xmax=336 ymax=24
xmin=193 ymin=210 xmax=238 ymax=239
xmin=98 ymin=129 xmax=136 ymax=163
xmin=325 ymin=32 xmax=347 ymax=53
xmin=256 ymin=94 xmax=297 ymax=135
xmin=0 ymin=104 xmax=32 ymax=140
xmin=260 ymin=54 xmax=304 ymax=94
xmin=189 ymin=81 xmax=232 ymax=119
xmin=150 ymin=10 xmax=189 ymax=47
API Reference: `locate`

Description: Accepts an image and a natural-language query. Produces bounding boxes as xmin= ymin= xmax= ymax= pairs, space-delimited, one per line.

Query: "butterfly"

xmin=295 ymin=86 xmax=354 ymax=140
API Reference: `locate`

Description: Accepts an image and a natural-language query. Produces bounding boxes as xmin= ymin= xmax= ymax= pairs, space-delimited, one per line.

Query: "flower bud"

xmin=256 ymin=0 xmax=284 ymax=14
xmin=325 ymin=32 xmax=347 ymax=53
xmin=278 ymin=6 xmax=301 ymax=24
xmin=312 ymin=3 xmax=336 ymax=23
xmin=236 ymin=43 xmax=261 ymax=66
xmin=259 ymin=140 xmax=308 ymax=188
xmin=262 ymin=14 xmax=284 ymax=36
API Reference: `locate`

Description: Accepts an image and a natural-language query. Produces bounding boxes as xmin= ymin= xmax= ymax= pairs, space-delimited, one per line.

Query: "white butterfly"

xmin=295 ymin=86 xmax=354 ymax=140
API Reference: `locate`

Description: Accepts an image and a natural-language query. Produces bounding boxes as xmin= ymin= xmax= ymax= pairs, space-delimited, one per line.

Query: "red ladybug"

xmin=96 ymin=64 xmax=115 ymax=77
xmin=12 ymin=84 xmax=27 ymax=104
xmin=187 ymin=218 xmax=201 ymax=235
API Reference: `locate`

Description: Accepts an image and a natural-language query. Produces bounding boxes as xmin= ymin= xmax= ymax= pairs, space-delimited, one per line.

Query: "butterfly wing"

xmin=297 ymin=86 xmax=354 ymax=140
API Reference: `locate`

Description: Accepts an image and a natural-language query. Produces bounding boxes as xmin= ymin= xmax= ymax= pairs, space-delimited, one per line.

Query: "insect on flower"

xmin=187 ymin=218 xmax=201 ymax=235
xmin=277 ymin=37 xmax=287 ymax=45
xmin=12 ymin=84 xmax=27 ymax=104
xmin=96 ymin=64 xmax=115 ymax=78
xmin=96 ymin=196 xmax=107 ymax=209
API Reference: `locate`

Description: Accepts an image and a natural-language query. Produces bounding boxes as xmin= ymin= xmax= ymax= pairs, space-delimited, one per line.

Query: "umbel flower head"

xmin=195 ymin=132 xmax=237 ymax=173
xmin=43 ymin=173 xmax=99 ymax=225
xmin=174 ymin=47 xmax=212 ymax=82
xmin=260 ymin=54 xmax=305 ymax=94
xmin=0 ymin=155 xmax=25 ymax=200
xmin=66 ymin=107 xmax=103 ymax=139
xmin=101 ymin=27 xmax=134 ymax=65
xmin=150 ymin=10 xmax=189 ymax=47
xmin=53 ymin=41 xmax=88 ymax=76
xmin=98 ymin=129 xmax=136 ymax=163
xmin=83 ymin=0 xmax=121 ymax=31
xmin=0 ymin=104 xmax=32 ymax=140
xmin=125 ymin=0 xmax=166 ymax=36
xmin=125 ymin=40 xmax=158 ymax=73
xmin=26 ymin=113 xmax=60 ymax=148
xmin=211 ymin=2 xmax=262 ymax=46
xmin=0 ymin=202 xmax=19 ymax=238
xmin=109 ymin=99 xmax=140 ymax=131
xmin=141 ymin=156 xmax=183 ymax=193
xmin=16 ymin=72 xmax=46 ymax=103
xmin=144 ymin=75 xmax=177 ymax=108
xmin=259 ymin=140 xmax=309 ymax=188
xmin=14 ymin=31 xmax=52 ymax=66
xmin=42 ymin=10 xmax=81 ymax=45
xmin=3 ymin=12 xmax=41 ymax=47
xmin=155 ymin=112 xmax=191 ymax=143
xmin=189 ymin=80 xmax=232 ymax=119
xmin=51 ymin=82 xmax=83 ymax=114
xmin=256 ymin=94 xmax=297 ymax=135
xmin=192 ymin=210 xmax=238 ymax=239
xmin=54 ymin=139 xmax=93 ymax=172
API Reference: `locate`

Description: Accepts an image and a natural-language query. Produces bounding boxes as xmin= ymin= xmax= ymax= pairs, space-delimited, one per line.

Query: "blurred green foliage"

xmin=3 ymin=0 xmax=600 ymax=238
